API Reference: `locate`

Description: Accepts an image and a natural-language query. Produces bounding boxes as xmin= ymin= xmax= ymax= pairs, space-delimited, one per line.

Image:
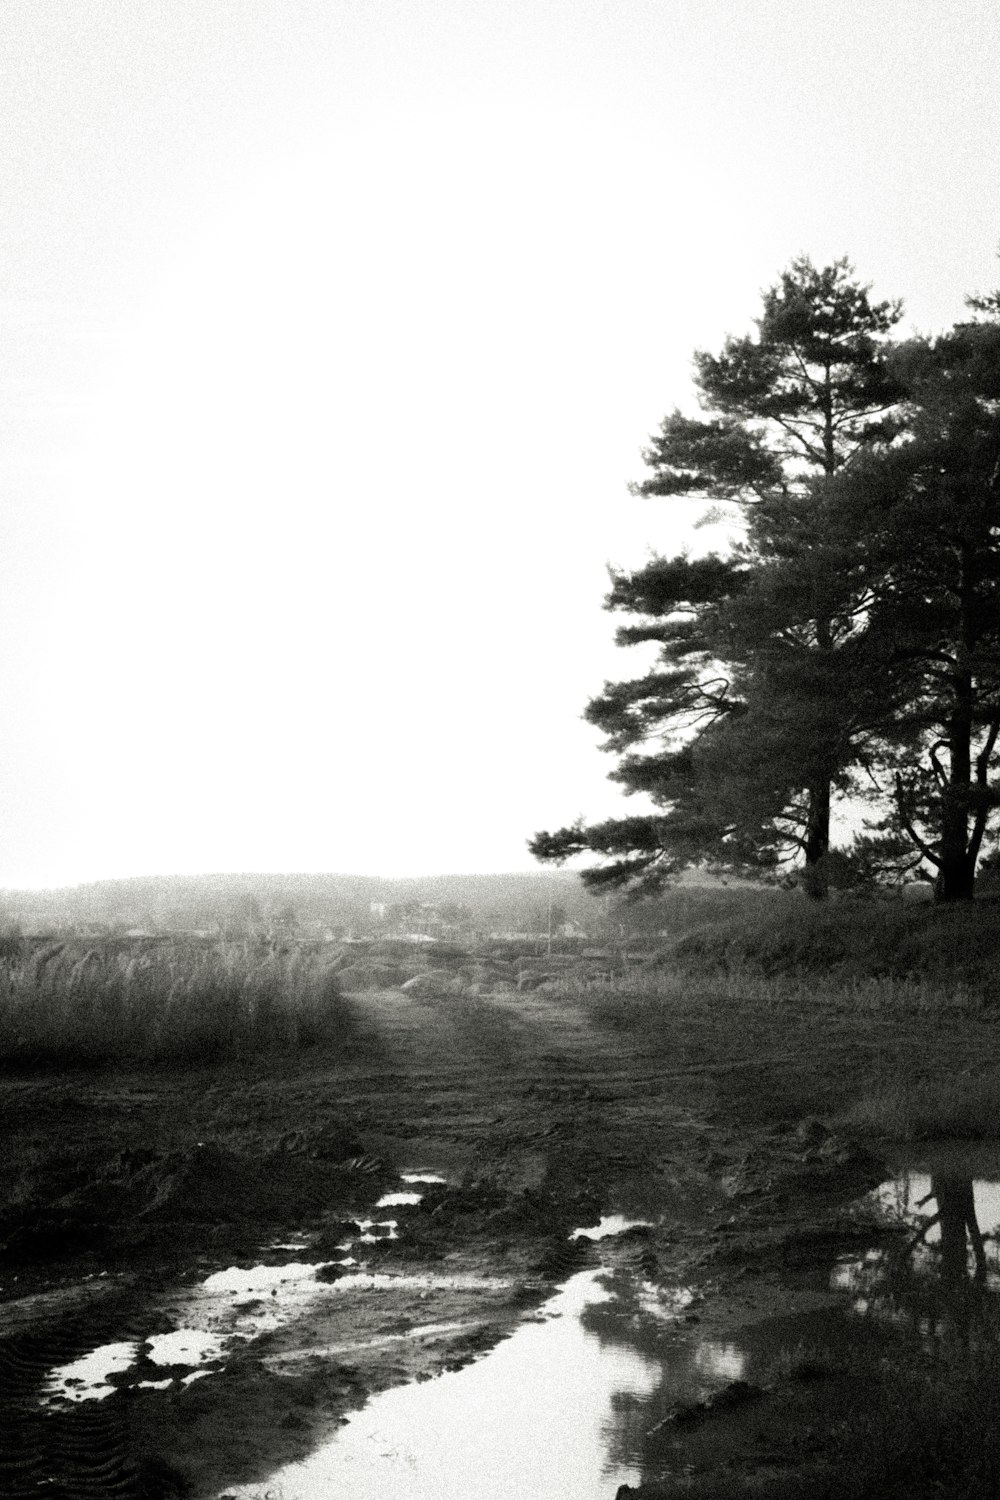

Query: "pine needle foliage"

xmin=532 ymin=256 xmax=1000 ymax=900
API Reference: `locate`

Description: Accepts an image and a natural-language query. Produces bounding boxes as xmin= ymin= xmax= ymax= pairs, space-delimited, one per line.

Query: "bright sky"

xmin=1 ymin=0 xmax=998 ymax=887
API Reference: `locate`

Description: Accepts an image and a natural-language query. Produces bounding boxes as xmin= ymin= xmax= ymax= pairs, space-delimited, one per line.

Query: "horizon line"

xmin=0 ymin=867 xmax=576 ymax=896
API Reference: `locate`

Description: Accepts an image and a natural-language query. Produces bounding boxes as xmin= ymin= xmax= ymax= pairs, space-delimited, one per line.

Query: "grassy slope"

xmin=624 ymin=884 xmax=1000 ymax=986
xmin=625 ymin=888 xmax=1000 ymax=1139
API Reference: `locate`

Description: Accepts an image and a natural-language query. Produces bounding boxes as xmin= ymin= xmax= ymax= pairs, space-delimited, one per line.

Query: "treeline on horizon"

xmin=0 ymin=870 xmax=601 ymax=936
xmin=532 ymin=255 xmax=1000 ymax=904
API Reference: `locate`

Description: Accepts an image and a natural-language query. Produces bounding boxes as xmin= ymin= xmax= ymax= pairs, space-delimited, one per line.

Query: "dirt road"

xmin=1 ymin=980 xmax=995 ymax=1497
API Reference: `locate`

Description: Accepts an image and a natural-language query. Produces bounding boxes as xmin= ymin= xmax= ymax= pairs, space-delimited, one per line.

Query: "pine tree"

xmin=531 ymin=258 xmax=904 ymax=892
xmin=818 ymin=318 xmax=1000 ymax=899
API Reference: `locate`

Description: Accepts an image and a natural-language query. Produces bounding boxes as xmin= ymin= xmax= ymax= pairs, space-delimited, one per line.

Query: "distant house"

xmin=373 ymin=899 xmax=473 ymax=941
xmin=558 ymin=920 xmax=588 ymax=939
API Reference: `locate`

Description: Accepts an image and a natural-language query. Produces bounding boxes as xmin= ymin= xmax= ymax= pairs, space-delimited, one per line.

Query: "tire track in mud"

xmin=0 ymin=990 xmax=601 ymax=1500
xmin=0 ymin=984 xmax=908 ymax=1498
xmin=0 ymin=1313 xmax=169 ymax=1499
xmin=8 ymin=951 xmax=1000 ymax=1496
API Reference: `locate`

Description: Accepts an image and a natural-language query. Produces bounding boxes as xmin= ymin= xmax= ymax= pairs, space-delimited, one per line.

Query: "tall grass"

xmin=547 ymin=962 xmax=990 ymax=1019
xmin=0 ymin=939 xmax=346 ymax=1066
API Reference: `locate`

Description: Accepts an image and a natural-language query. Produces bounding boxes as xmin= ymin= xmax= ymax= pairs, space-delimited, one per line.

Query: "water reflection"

xmin=569 ymin=1214 xmax=653 ymax=1241
xmin=222 ymin=1267 xmax=830 ymax=1499
xmin=214 ymin=1168 xmax=1000 ymax=1498
xmin=45 ymin=1340 xmax=141 ymax=1404
xmin=222 ymin=1270 xmax=666 ymax=1500
xmin=43 ymin=1329 xmax=228 ymax=1406
xmin=836 ymin=1168 xmax=1000 ymax=1348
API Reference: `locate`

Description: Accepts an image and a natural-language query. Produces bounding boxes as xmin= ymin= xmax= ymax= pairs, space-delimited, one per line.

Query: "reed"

xmin=0 ymin=938 xmax=345 ymax=1066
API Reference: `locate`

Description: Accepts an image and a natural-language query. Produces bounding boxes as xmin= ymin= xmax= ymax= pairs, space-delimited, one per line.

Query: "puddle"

xmin=868 ymin=1169 xmax=1000 ymax=1246
xmin=42 ymin=1164 xmax=1000 ymax=1494
xmin=833 ymin=1163 xmax=1000 ymax=1340
xmin=44 ymin=1328 xmax=229 ymax=1405
xmin=570 ymin=1213 xmax=652 ymax=1241
xmin=219 ymin=1266 xmax=858 ymax=1500
xmin=357 ymin=1218 xmax=399 ymax=1242
xmin=41 ymin=1237 xmax=411 ymax=1407
xmin=45 ymin=1340 xmax=141 ymax=1404
xmin=219 ymin=1270 xmax=667 ymax=1499
xmin=40 ymin=1268 xmax=513 ymax=1409
xmin=202 ymin=1261 xmax=341 ymax=1295
xmin=211 ymin=1166 xmax=1000 ymax=1498
xmin=147 ymin=1329 xmax=227 ymax=1367
xmin=50 ymin=1166 xmax=1000 ymax=1489
xmin=38 ymin=1176 xmax=476 ymax=1423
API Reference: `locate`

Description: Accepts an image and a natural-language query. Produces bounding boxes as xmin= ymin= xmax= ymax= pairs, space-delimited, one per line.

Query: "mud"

xmin=2 ymin=982 xmax=999 ymax=1497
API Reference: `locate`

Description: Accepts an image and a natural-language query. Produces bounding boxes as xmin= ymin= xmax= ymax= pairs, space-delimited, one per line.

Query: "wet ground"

xmin=3 ymin=982 xmax=1000 ymax=1497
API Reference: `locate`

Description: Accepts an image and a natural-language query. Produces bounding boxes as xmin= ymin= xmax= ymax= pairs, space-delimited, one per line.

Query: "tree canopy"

xmin=530 ymin=258 xmax=1000 ymax=901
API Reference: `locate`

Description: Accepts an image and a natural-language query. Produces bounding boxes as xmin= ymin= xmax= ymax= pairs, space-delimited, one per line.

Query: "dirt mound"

xmin=400 ymin=970 xmax=462 ymax=996
xmin=338 ymin=961 xmax=410 ymax=990
xmin=456 ymin=963 xmax=511 ymax=987
xmin=131 ymin=1143 xmax=280 ymax=1222
xmin=516 ymin=970 xmax=560 ymax=991
xmin=268 ymin=1121 xmax=366 ymax=1162
xmin=1 ymin=1126 xmax=380 ymax=1264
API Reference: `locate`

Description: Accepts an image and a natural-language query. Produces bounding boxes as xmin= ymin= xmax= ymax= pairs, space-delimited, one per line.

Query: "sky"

xmin=1 ymin=0 xmax=999 ymax=888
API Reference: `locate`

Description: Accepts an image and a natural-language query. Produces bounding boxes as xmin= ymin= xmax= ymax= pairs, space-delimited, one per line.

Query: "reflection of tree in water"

xmin=841 ymin=1173 xmax=1000 ymax=1350
xmin=933 ymin=1176 xmax=988 ymax=1289
xmin=578 ymin=1270 xmax=747 ymax=1483
xmin=590 ymin=1179 xmax=1000 ymax=1488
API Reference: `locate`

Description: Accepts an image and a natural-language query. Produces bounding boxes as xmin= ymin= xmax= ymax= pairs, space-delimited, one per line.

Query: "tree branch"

xmin=893 ymin=773 xmax=942 ymax=867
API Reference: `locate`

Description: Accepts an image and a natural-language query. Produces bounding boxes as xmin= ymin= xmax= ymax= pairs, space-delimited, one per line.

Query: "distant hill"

xmin=0 ymin=870 xmax=604 ymax=936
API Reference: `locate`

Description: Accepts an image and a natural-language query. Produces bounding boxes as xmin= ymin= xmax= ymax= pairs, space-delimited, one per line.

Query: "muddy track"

xmin=0 ymin=983 xmax=995 ymax=1497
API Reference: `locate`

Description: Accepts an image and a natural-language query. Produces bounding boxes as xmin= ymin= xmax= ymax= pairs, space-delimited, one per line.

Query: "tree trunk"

xmin=801 ymin=779 xmax=832 ymax=899
xmin=803 ymin=616 xmax=835 ymax=889
xmin=936 ymin=666 xmax=976 ymax=902
xmin=804 ymin=780 xmax=831 ymax=866
xmin=936 ymin=855 xmax=976 ymax=902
